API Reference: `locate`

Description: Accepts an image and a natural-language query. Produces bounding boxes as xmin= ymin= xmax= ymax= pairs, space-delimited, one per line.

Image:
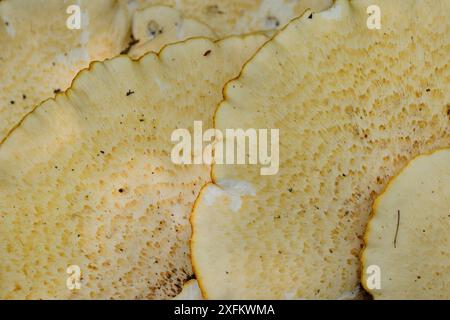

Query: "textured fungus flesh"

xmin=0 ymin=0 xmax=131 ymax=141
xmin=0 ymin=34 xmax=267 ymax=299
xmin=191 ymin=0 xmax=450 ymax=299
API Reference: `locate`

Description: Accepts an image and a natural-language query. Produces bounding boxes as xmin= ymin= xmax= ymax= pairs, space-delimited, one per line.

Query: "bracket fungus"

xmin=362 ymin=149 xmax=450 ymax=300
xmin=0 ymin=0 xmax=131 ymax=142
xmin=191 ymin=0 xmax=449 ymax=299
xmin=0 ymin=34 xmax=268 ymax=299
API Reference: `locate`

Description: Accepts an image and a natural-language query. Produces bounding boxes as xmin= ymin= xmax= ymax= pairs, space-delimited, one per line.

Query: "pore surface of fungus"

xmin=0 ymin=0 xmax=131 ymax=141
xmin=0 ymin=34 xmax=267 ymax=299
xmin=191 ymin=0 xmax=450 ymax=299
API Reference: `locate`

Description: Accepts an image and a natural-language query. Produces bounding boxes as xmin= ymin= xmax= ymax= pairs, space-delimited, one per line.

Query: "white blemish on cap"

xmin=203 ymin=180 xmax=256 ymax=212
xmin=218 ymin=179 xmax=256 ymax=212
xmin=203 ymin=184 xmax=226 ymax=206
xmin=218 ymin=179 xmax=256 ymax=197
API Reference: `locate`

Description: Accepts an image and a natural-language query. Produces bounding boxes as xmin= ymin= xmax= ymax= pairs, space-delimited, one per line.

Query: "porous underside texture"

xmin=191 ymin=0 xmax=449 ymax=299
xmin=0 ymin=0 xmax=131 ymax=142
xmin=0 ymin=34 xmax=267 ymax=299
xmin=362 ymin=149 xmax=449 ymax=300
